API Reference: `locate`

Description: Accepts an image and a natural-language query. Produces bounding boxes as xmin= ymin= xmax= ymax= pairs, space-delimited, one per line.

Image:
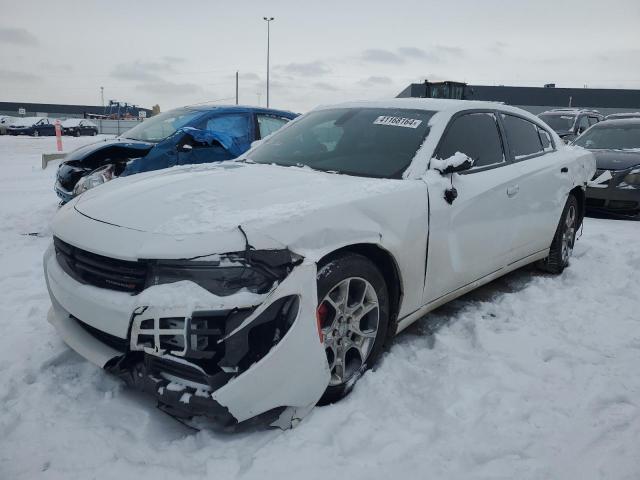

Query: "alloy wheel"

xmin=317 ymin=277 xmax=380 ymax=386
xmin=561 ymin=204 xmax=576 ymax=265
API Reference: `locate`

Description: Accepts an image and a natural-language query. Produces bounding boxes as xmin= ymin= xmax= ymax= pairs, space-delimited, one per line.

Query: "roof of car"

xmin=180 ymin=104 xmax=298 ymax=117
xmin=540 ymin=108 xmax=602 ymax=115
xmin=595 ymin=118 xmax=640 ymax=126
xmin=313 ymin=98 xmax=537 ymax=117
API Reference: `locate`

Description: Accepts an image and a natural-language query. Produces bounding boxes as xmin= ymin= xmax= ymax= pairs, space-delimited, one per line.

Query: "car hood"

xmin=64 ymin=137 xmax=155 ymax=162
xmin=71 ymin=162 xmax=408 ymax=255
xmin=590 ymin=150 xmax=640 ymax=171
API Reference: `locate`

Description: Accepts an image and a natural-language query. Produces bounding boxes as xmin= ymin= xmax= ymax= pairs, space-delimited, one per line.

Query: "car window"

xmin=501 ymin=114 xmax=544 ymax=159
xmin=257 ymin=114 xmax=289 ymax=138
xmin=205 ymin=113 xmax=251 ymax=144
xmin=436 ymin=112 xmax=505 ymax=168
xmin=577 ymin=115 xmax=590 ymax=131
xmin=588 ymin=116 xmax=599 ymax=126
xmin=538 ymin=127 xmax=553 ymax=152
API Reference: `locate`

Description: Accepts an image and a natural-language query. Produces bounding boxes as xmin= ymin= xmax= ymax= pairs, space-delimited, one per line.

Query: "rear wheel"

xmin=32 ymin=130 xmax=39 ymax=137
xmin=538 ymin=194 xmax=578 ymax=274
xmin=316 ymin=253 xmax=390 ymax=405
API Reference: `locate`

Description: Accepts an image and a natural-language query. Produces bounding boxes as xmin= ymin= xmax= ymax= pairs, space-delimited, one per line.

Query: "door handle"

xmin=507 ymin=184 xmax=519 ymax=197
xmin=561 ymin=167 xmax=568 ymax=173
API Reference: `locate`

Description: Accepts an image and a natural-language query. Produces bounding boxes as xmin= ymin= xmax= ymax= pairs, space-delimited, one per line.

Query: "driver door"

xmin=423 ymin=111 xmax=521 ymax=303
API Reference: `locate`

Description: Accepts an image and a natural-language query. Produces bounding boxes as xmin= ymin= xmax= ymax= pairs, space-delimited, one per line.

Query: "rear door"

xmin=424 ymin=111 xmax=521 ymax=303
xmin=500 ymin=113 xmax=571 ymax=261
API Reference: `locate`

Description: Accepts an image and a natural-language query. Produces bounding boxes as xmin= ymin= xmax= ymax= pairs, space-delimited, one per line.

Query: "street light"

xmin=263 ymin=16 xmax=274 ymax=108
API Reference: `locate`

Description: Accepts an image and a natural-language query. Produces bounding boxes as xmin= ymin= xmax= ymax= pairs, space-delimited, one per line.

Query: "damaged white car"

xmin=44 ymin=99 xmax=595 ymax=428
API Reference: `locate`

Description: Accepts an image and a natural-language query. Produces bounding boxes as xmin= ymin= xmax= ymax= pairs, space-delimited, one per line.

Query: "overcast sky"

xmin=1 ymin=0 xmax=639 ymax=113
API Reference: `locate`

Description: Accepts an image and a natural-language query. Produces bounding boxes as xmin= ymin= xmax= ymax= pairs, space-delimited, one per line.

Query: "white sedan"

xmin=44 ymin=99 xmax=595 ymax=428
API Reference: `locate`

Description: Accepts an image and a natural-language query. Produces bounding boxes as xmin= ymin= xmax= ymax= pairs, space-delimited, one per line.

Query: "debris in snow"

xmin=430 ymin=152 xmax=474 ymax=174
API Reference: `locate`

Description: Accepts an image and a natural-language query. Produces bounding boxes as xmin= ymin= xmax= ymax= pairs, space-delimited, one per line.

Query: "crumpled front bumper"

xmin=586 ymin=168 xmax=640 ymax=214
xmin=44 ymin=244 xmax=330 ymax=427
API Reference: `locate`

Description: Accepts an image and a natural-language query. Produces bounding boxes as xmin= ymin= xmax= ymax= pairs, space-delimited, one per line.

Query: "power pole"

xmin=235 ymin=71 xmax=239 ymax=105
xmin=100 ymin=86 xmax=104 ymax=107
xmin=263 ymin=17 xmax=274 ymax=108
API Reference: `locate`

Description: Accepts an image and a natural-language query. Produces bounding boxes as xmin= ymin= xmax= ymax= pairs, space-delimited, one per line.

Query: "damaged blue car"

xmin=54 ymin=105 xmax=297 ymax=203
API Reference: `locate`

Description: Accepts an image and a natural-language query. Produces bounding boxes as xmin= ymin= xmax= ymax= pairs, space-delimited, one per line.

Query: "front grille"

xmin=54 ymin=237 xmax=147 ymax=293
xmin=74 ymin=316 xmax=129 ymax=352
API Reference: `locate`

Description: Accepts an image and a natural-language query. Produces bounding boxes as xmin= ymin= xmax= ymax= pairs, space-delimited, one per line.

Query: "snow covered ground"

xmin=0 ymin=135 xmax=639 ymax=480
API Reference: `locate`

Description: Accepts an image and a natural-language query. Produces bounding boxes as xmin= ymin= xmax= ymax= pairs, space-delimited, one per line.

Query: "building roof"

xmin=397 ymin=83 xmax=640 ymax=109
xmin=0 ymin=101 xmax=152 ymax=116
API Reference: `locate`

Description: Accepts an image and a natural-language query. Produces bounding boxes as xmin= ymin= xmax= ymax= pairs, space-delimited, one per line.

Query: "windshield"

xmin=574 ymin=123 xmax=640 ymax=150
xmin=249 ymin=108 xmax=435 ymax=179
xmin=539 ymin=113 xmax=576 ymax=132
xmin=122 ymin=108 xmax=203 ymax=142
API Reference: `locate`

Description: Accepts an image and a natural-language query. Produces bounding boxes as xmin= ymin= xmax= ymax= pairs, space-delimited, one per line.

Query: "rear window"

xmin=249 ymin=108 xmax=435 ymax=179
xmin=501 ymin=114 xmax=544 ymax=159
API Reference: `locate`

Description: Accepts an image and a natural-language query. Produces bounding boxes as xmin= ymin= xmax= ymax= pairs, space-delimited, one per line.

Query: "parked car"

xmin=54 ymin=105 xmax=297 ymax=203
xmin=62 ymin=119 xmax=98 ymax=136
xmin=538 ymin=108 xmax=604 ymax=143
xmin=44 ymin=99 xmax=594 ymax=428
xmin=0 ymin=115 xmax=17 ymax=135
xmin=605 ymin=112 xmax=640 ymax=121
xmin=574 ymin=118 xmax=640 ymax=215
xmin=7 ymin=116 xmax=56 ymax=136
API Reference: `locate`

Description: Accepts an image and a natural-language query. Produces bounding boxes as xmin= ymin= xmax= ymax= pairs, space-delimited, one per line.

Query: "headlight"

xmin=621 ymin=167 xmax=640 ymax=187
xmin=147 ymin=251 xmax=297 ymax=296
xmin=73 ymin=164 xmax=115 ymax=195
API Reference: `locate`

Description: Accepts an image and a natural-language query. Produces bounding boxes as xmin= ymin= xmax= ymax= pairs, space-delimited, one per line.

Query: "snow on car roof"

xmin=11 ymin=116 xmax=46 ymax=126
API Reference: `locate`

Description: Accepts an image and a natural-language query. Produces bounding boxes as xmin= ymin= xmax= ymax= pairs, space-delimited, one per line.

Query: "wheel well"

xmin=570 ymin=186 xmax=585 ymax=228
xmin=317 ymin=244 xmax=403 ymax=337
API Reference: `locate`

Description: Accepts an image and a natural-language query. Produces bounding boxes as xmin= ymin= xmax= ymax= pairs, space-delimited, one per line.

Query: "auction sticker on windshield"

xmin=373 ymin=116 xmax=423 ymax=128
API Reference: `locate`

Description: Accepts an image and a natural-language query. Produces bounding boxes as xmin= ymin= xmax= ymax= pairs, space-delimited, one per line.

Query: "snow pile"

xmin=0 ymin=135 xmax=639 ymax=479
xmin=430 ymin=151 xmax=474 ymax=173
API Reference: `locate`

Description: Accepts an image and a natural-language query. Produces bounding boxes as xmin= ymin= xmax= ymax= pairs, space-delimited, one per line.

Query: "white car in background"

xmin=44 ymin=99 xmax=595 ymax=428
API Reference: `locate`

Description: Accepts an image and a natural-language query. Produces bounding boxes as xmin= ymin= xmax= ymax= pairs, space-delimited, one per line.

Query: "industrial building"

xmin=0 ymin=101 xmax=152 ymax=120
xmin=397 ymin=81 xmax=640 ymax=115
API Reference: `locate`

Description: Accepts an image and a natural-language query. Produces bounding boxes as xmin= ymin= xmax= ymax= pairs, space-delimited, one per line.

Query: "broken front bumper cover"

xmin=45 ymin=246 xmax=330 ymax=427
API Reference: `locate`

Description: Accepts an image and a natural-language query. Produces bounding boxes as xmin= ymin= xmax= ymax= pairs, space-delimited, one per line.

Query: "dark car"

xmin=62 ymin=119 xmax=98 ymax=136
xmin=55 ymin=105 xmax=298 ymax=203
xmin=538 ymin=108 xmax=604 ymax=143
xmin=7 ymin=117 xmax=56 ymax=136
xmin=573 ymin=118 xmax=640 ymax=215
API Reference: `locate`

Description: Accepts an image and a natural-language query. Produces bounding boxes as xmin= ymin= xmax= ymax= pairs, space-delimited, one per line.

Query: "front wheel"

xmin=538 ymin=194 xmax=578 ymax=274
xmin=32 ymin=130 xmax=39 ymax=137
xmin=316 ymin=253 xmax=390 ymax=405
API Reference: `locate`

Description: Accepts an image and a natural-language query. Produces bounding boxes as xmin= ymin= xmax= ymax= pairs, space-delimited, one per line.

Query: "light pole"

xmin=263 ymin=16 xmax=274 ymax=108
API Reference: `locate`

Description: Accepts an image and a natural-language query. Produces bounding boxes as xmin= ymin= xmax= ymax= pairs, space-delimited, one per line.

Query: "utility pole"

xmin=100 ymin=86 xmax=104 ymax=107
xmin=235 ymin=71 xmax=239 ymax=105
xmin=263 ymin=17 xmax=274 ymax=108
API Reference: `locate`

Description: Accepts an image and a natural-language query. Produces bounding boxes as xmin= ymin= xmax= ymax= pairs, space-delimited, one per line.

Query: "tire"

xmin=75 ymin=130 xmax=81 ymax=137
xmin=538 ymin=194 xmax=578 ymax=274
xmin=316 ymin=253 xmax=390 ymax=405
xmin=32 ymin=130 xmax=39 ymax=137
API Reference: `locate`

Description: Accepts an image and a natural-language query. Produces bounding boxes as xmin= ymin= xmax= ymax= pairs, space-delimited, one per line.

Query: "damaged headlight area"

xmin=72 ymin=164 xmax=118 ymax=195
xmin=146 ymin=249 xmax=301 ymax=296
xmin=621 ymin=167 xmax=640 ymax=187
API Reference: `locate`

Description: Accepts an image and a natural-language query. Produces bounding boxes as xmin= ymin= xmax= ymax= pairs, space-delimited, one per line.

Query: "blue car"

xmin=8 ymin=117 xmax=57 ymax=136
xmin=55 ymin=105 xmax=298 ymax=203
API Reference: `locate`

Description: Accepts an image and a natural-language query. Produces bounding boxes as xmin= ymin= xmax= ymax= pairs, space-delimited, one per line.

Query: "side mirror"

xmin=431 ymin=153 xmax=474 ymax=175
xmin=177 ymin=143 xmax=193 ymax=152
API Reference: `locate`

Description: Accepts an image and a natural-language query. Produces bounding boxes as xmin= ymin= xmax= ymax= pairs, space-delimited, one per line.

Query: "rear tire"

xmin=316 ymin=253 xmax=390 ymax=405
xmin=538 ymin=194 xmax=578 ymax=274
xmin=32 ymin=130 xmax=39 ymax=137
